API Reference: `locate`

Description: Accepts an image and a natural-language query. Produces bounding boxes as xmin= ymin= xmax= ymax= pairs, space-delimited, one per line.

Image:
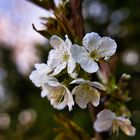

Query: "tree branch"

xmin=70 ymin=0 xmax=85 ymax=39
xmin=69 ymin=1 xmax=108 ymax=140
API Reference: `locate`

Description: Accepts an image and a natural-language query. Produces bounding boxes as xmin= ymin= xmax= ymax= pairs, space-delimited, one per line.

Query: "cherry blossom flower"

xmin=29 ymin=63 xmax=74 ymax=111
xmin=70 ymin=32 xmax=117 ymax=73
xmin=41 ymin=80 xmax=74 ymax=111
xmin=47 ymin=35 xmax=76 ymax=76
xmin=29 ymin=63 xmax=55 ymax=87
xmin=94 ymin=109 xmax=136 ymax=136
xmin=70 ymin=78 xmax=105 ymax=109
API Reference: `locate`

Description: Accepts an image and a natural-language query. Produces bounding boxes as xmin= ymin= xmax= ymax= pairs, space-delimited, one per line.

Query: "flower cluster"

xmin=94 ymin=109 xmax=136 ymax=136
xmin=29 ymin=32 xmax=112 ymax=110
xmin=29 ymin=32 xmax=135 ymax=136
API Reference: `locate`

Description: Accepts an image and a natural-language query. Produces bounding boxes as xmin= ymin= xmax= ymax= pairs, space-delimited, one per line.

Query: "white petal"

xmin=49 ymin=85 xmax=74 ymax=111
xmin=50 ymin=35 xmax=67 ymax=50
xmin=48 ymin=85 xmax=67 ymax=110
xmin=69 ymin=72 xmax=78 ymax=79
xmin=29 ymin=64 xmax=54 ymax=87
xmin=118 ymin=121 xmax=136 ymax=136
xmin=70 ymin=44 xmax=99 ymax=73
xmin=41 ymin=84 xmax=53 ymax=98
xmin=51 ymin=99 xmax=67 ymax=110
xmin=97 ymin=109 xmax=116 ymax=120
xmin=117 ymin=117 xmax=136 ymax=136
xmin=91 ymin=89 xmax=100 ymax=107
xmin=67 ymin=57 xmax=76 ymax=74
xmin=46 ymin=80 xmax=60 ymax=87
xmin=65 ymin=87 xmax=74 ymax=111
xmin=71 ymin=44 xmax=99 ymax=73
xmin=35 ymin=63 xmax=51 ymax=73
xmin=47 ymin=49 xmax=61 ymax=69
xmin=29 ymin=71 xmax=40 ymax=87
xmin=94 ymin=109 xmax=116 ymax=132
xmin=70 ymin=78 xmax=87 ymax=84
xmin=65 ymin=35 xmax=72 ymax=48
xmin=51 ymin=62 xmax=67 ymax=76
xmin=80 ymin=57 xmax=99 ymax=73
xmin=41 ymin=88 xmax=49 ymax=98
xmin=120 ymin=125 xmax=136 ymax=136
xmin=94 ymin=119 xmax=112 ymax=132
xmin=83 ymin=32 xmax=101 ymax=51
xmin=70 ymin=44 xmax=89 ymax=64
xmin=95 ymin=37 xmax=117 ymax=58
xmin=117 ymin=117 xmax=131 ymax=124
xmin=72 ymin=85 xmax=90 ymax=109
xmin=91 ymin=82 xmax=106 ymax=91
xmin=97 ymin=109 xmax=116 ymax=121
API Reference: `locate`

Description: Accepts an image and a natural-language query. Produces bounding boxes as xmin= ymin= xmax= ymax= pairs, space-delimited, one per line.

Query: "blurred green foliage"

xmin=0 ymin=0 xmax=140 ymax=140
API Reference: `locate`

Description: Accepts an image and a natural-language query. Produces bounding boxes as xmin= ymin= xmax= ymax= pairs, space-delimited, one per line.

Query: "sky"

xmin=0 ymin=0 xmax=52 ymax=74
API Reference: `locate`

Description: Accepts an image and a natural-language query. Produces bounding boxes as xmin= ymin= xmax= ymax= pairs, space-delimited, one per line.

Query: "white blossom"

xmin=94 ymin=109 xmax=136 ymax=136
xmin=29 ymin=63 xmax=55 ymax=87
xmin=47 ymin=35 xmax=76 ymax=76
xmin=29 ymin=63 xmax=74 ymax=111
xmin=70 ymin=78 xmax=105 ymax=109
xmin=70 ymin=32 xmax=117 ymax=73
xmin=42 ymin=80 xmax=74 ymax=111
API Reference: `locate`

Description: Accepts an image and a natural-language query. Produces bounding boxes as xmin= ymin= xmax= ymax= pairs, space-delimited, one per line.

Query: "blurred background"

xmin=0 ymin=0 xmax=140 ymax=140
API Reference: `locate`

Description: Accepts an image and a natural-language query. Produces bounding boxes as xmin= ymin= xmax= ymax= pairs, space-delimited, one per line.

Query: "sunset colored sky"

xmin=0 ymin=0 xmax=51 ymax=74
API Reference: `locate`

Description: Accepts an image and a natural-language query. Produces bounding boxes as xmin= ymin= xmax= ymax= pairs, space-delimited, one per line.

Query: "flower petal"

xmin=65 ymin=87 xmax=74 ymax=111
xmin=46 ymin=80 xmax=60 ymax=87
xmin=67 ymin=57 xmax=76 ymax=74
xmin=71 ymin=44 xmax=99 ymax=73
xmin=94 ymin=109 xmax=116 ymax=132
xmin=41 ymin=85 xmax=51 ymax=98
xmin=29 ymin=63 xmax=53 ymax=87
xmin=50 ymin=35 xmax=67 ymax=50
xmin=95 ymin=37 xmax=117 ymax=58
xmin=69 ymin=72 xmax=78 ymax=79
xmin=70 ymin=44 xmax=89 ymax=63
xmin=41 ymin=83 xmax=57 ymax=98
xmin=90 ymin=88 xmax=100 ymax=107
xmin=47 ymin=49 xmax=61 ymax=69
xmin=119 ymin=124 xmax=136 ymax=136
xmin=70 ymin=78 xmax=87 ymax=84
xmin=65 ymin=35 xmax=72 ymax=48
xmin=41 ymin=90 xmax=47 ymax=98
xmin=91 ymin=82 xmax=106 ymax=91
xmin=35 ymin=63 xmax=51 ymax=73
xmin=94 ymin=118 xmax=113 ymax=132
xmin=51 ymin=62 xmax=67 ymax=76
xmin=47 ymin=85 xmax=67 ymax=110
xmin=51 ymin=99 xmax=67 ymax=110
xmin=80 ymin=57 xmax=99 ymax=73
xmin=97 ymin=109 xmax=116 ymax=121
xmin=117 ymin=117 xmax=136 ymax=136
xmin=83 ymin=32 xmax=101 ymax=51
xmin=48 ymin=85 xmax=74 ymax=111
xmin=72 ymin=85 xmax=90 ymax=109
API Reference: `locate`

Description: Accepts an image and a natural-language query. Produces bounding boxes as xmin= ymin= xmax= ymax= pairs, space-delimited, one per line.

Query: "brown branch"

xmin=69 ymin=1 xmax=110 ymax=140
xmin=70 ymin=0 xmax=85 ymax=39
